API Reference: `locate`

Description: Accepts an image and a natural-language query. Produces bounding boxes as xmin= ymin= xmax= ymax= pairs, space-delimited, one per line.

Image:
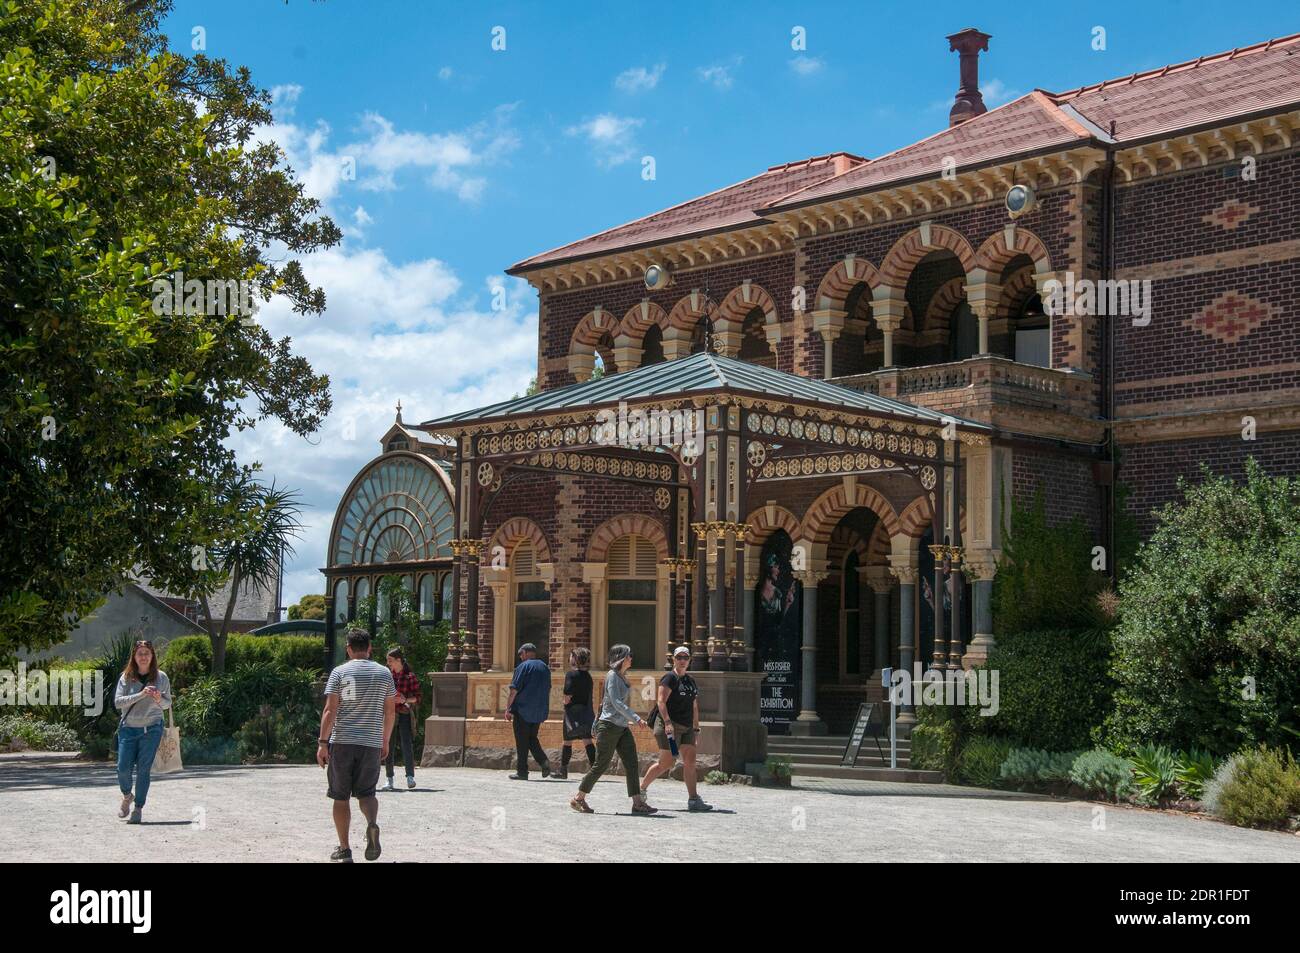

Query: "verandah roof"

xmin=421 ymin=351 xmax=989 ymax=432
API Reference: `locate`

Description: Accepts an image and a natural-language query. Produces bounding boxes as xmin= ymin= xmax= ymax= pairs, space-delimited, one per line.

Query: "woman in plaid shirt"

xmin=383 ymin=648 xmax=422 ymax=790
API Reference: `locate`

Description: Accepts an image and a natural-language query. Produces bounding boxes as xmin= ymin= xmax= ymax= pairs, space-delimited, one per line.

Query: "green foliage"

xmin=0 ymin=713 xmax=80 ymax=751
xmin=1128 ymin=743 xmax=1179 ymax=804
xmin=288 ymin=594 xmax=326 ymax=621
xmin=175 ymin=662 xmax=318 ymax=741
xmin=992 ymin=489 xmax=1107 ymax=635
xmin=235 ymin=705 xmax=319 ymax=764
xmin=1206 ymin=746 xmax=1300 ymax=829
xmin=23 ymin=631 xmax=137 ymax=756
xmin=765 ymin=756 xmax=792 ymax=780
xmin=703 ymin=770 xmax=730 ymax=785
xmin=180 ymin=736 xmax=241 ymax=765
xmin=0 ymin=0 xmax=337 ymax=653
xmin=1000 ymin=748 xmax=1081 ymax=787
xmin=956 ymin=735 xmax=1012 ymax=788
xmin=1069 ymin=749 xmax=1135 ymax=801
xmin=161 ymin=634 xmax=323 ymax=690
xmin=979 ymin=628 xmax=1113 ymax=751
xmin=910 ymin=705 xmax=960 ymax=776
xmin=1174 ymin=748 xmax=1217 ymax=801
xmin=1105 ymin=460 xmax=1300 ymax=754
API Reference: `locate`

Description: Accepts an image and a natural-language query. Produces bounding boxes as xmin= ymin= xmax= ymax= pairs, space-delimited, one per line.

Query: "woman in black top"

xmin=558 ymin=647 xmax=597 ymax=779
xmin=640 ymin=645 xmax=713 ymax=811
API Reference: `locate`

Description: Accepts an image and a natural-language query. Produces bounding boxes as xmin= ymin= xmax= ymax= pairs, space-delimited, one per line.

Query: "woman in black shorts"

xmin=558 ymin=647 xmax=597 ymax=778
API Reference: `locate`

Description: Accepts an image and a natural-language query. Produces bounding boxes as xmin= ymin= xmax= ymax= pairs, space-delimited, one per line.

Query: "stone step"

xmin=771 ymin=750 xmax=911 ymax=767
xmin=768 ymin=738 xmax=909 ymax=754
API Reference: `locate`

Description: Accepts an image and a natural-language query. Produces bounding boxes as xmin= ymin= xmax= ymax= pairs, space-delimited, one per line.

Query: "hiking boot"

xmin=631 ymin=800 xmax=658 ymax=815
xmin=381 ymin=777 xmax=395 ymax=792
xmin=541 ymin=762 xmax=552 ymax=779
xmin=118 ymin=793 xmax=133 ymax=819
xmin=556 ymin=766 xmax=569 ymax=780
xmin=127 ymin=808 xmax=142 ymax=825
xmin=688 ymin=796 xmax=714 ymax=812
xmin=364 ymin=823 xmax=381 ymax=861
xmin=405 ymin=775 xmax=416 ymax=790
xmin=330 ymin=846 xmax=353 ymax=863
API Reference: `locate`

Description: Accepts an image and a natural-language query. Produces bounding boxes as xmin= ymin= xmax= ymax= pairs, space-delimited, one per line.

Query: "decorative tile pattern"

xmin=1185 ymin=291 xmax=1274 ymax=345
xmin=1201 ymin=199 xmax=1260 ymax=231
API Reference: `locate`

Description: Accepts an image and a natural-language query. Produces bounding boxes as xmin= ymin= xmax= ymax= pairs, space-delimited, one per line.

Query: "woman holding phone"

xmin=113 ymin=640 xmax=172 ymax=824
xmin=570 ymin=644 xmax=655 ymax=815
xmin=640 ymin=645 xmax=712 ymax=811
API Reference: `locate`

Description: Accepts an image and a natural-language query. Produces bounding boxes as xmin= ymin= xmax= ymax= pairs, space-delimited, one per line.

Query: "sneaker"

xmin=118 ymin=793 xmax=133 ymax=818
xmin=330 ymin=846 xmax=354 ymax=863
xmin=688 ymin=796 xmax=714 ymax=812
xmin=364 ymin=823 xmax=381 ymax=861
xmin=381 ymin=777 xmax=395 ymax=792
xmin=631 ymin=800 xmax=658 ymax=815
xmin=406 ymin=775 xmax=416 ymax=790
xmin=127 ymin=808 xmax=142 ymax=825
xmin=508 ymin=773 xmax=529 ymax=781
xmin=569 ymin=796 xmax=594 ymax=814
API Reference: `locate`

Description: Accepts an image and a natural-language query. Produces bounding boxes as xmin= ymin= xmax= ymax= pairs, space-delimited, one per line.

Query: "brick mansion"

xmin=322 ymin=28 xmax=1300 ymax=770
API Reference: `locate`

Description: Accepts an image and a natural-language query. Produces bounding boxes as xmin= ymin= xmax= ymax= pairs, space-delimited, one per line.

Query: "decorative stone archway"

xmin=569 ymin=307 xmax=618 ymax=380
xmin=584 ymin=514 xmax=672 ymax=668
xmin=714 ymin=280 xmax=781 ymax=357
xmin=613 ymin=299 xmax=670 ymax=371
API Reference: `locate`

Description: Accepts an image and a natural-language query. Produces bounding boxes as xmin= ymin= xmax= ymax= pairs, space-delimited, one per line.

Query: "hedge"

xmin=161 ymin=634 xmax=324 ymax=690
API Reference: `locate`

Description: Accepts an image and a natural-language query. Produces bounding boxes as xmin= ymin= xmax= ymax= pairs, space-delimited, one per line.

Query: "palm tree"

xmin=193 ymin=475 xmax=303 ymax=674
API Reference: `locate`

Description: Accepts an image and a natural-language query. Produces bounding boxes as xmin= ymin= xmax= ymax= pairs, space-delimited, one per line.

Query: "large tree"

xmin=0 ymin=0 xmax=339 ymax=654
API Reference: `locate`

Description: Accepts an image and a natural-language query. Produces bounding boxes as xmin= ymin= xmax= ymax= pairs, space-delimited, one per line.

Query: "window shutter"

xmin=513 ymin=541 xmax=535 ymax=578
xmin=608 ymin=536 xmax=632 ymax=577
xmin=633 ymin=536 xmax=658 ymax=577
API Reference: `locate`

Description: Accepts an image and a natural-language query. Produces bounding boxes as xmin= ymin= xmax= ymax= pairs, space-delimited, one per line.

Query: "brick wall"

xmin=1009 ymin=447 xmax=1102 ymax=538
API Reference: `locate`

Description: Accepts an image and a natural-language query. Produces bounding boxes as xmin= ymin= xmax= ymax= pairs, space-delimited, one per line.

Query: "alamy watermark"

xmin=0 ymin=663 xmax=104 ymax=716
xmin=1040 ymin=271 xmax=1152 ymax=326
xmin=889 ymin=664 xmax=1000 ymax=716
xmin=593 ymin=401 xmax=704 ymax=455
xmin=151 ymin=271 xmax=258 ymax=322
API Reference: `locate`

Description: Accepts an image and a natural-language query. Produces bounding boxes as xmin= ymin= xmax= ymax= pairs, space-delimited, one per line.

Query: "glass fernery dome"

xmin=330 ymin=453 xmax=455 ymax=566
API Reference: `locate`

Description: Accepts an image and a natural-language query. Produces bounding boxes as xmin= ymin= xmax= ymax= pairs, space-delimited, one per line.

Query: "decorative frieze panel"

xmin=514 ymin=451 xmax=677 ymax=484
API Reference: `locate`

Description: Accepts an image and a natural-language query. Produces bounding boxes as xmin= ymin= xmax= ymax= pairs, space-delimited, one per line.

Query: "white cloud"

xmin=615 ymin=63 xmax=666 ymax=93
xmin=697 ymin=58 xmax=741 ymax=90
xmin=438 ymin=66 xmax=453 ymax=81
xmin=979 ymin=79 xmax=1022 ymax=107
xmin=228 ymin=246 xmax=539 ymax=609
xmin=269 ymin=84 xmax=303 ymax=116
xmin=565 ymin=113 xmax=644 ymax=168
xmin=788 ymin=56 xmax=824 ymax=76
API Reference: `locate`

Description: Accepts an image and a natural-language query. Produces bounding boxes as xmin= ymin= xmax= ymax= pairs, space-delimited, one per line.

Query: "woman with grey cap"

xmin=570 ymin=644 xmax=655 ymax=814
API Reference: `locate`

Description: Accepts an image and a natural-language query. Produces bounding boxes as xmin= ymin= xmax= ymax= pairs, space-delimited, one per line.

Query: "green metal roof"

xmin=422 ymin=352 xmax=989 ymax=431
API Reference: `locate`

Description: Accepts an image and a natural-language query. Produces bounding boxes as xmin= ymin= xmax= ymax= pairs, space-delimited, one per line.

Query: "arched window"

xmin=1013 ymin=293 xmax=1050 ymax=367
xmin=329 ymin=455 xmax=455 ymax=567
xmin=512 ymin=541 xmax=550 ymax=660
xmin=689 ymin=317 xmax=713 ymax=354
xmin=738 ymin=306 xmax=775 ymax=368
xmin=949 ymin=301 xmax=980 ymax=362
xmin=332 ymin=579 xmax=349 ymax=624
xmin=642 ymin=325 xmax=665 ymax=366
xmin=419 ymin=575 xmax=435 ymax=620
xmin=439 ymin=573 xmax=453 ymax=622
xmin=607 ymin=535 xmax=659 ymax=668
xmin=353 ymin=578 xmax=370 ymax=625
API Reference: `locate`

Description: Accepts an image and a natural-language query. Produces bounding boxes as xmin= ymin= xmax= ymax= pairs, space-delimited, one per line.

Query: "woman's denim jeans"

xmin=117 ymin=722 xmax=164 ymax=808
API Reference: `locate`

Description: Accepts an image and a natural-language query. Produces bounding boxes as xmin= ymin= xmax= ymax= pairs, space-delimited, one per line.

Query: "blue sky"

xmin=161 ymin=0 xmax=1299 ymax=607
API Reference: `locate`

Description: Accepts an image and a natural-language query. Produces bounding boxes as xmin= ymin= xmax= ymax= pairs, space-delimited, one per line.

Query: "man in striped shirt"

xmin=318 ymin=629 xmax=396 ymax=863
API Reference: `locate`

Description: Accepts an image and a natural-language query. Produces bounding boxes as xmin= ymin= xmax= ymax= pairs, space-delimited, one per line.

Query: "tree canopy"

xmin=0 ymin=0 xmax=338 ymax=654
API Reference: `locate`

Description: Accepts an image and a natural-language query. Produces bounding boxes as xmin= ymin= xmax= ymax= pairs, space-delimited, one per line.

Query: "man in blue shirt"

xmin=505 ymin=643 xmax=552 ymax=780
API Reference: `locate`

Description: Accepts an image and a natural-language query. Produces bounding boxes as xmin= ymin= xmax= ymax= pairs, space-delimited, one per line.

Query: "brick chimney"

xmin=947 ymin=28 xmax=992 ymax=127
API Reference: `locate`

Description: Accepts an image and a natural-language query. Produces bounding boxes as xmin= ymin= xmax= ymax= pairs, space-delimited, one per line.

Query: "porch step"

xmin=767 ymin=734 xmax=913 ymax=771
xmin=788 ymin=763 xmax=943 ymax=783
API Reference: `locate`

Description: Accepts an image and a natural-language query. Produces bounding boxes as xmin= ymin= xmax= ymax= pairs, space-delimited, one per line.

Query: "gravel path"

xmin=0 ymin=755 xmax=1294 ymax=862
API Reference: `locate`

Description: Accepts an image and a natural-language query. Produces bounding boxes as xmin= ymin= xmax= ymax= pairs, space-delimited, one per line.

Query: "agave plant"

xmin=1174 ymin=748 xmax=1218 ymax=801
xmin=1129 ymin=744 xmax=1179 ymax=804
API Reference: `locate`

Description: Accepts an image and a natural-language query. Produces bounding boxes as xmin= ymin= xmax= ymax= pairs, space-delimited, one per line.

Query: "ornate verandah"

xmin=423 ymin=352 xmax=993 ymax=737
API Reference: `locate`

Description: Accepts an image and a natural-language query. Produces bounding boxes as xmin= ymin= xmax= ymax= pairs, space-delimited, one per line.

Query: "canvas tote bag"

xmin=152 ymin=705 xmax=183 ymax=775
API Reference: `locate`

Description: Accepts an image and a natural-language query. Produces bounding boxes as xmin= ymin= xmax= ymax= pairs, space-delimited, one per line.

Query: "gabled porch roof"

xmin=422 ymin=351 xmax=990 ymax=432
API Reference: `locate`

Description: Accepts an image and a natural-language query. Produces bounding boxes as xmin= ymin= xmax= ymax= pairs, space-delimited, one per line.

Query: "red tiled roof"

xmin=507 ymin=153 xmax=865 ymax=272
xmin=512 ymin=32 xmax=1300 ymax=272
xmin=1052 ymin=32 xmax=1300 ymax=142
xmin=769 ymin=91 xmax=1091 ymax=209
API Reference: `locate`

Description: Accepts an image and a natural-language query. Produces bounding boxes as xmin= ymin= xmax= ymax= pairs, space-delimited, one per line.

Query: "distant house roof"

xmin=423 ymin=350 xmax=989 ymax=431
xmin=507 ymin=153 xmax=865 ymax=272
xmin=511 ymin=32 xmax=1300 ymax=269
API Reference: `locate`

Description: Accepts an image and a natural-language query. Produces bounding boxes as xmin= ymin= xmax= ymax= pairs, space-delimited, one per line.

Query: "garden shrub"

xmin=181 ymin=736 xmax=241 ymax=765
xmin=1128 ymin=743 xmax=1179 ymax=804
xmin=1209 ymin=746 xmax=1300 ymax=829
xmin=235 ymin=705 xmax=319 ymax=763
xmin=979 ymin=628 xmax=1113 ymax=751
xmin=176 ymin=662 xmax=318 ymax=741
xmin=1069 ymin=749 xmax=1134 ymax=801
xmin=0 ymin=713 xmax=80 ymax=751
xmin=910 ymin=705 xmax=959 ymax=777
xmin=1105 ymin=460 xmax=1300 ymax=754
xmin=1000 ymin=748 xmax=1080 ymax=787
xmin=1174 ymin=748 xmax=1217 ymax=801
xmin=1200 ymin=754 xmax=1241 ymax=817
xmin=162 ymin=635 xmax=325 ymax=690
xmin=956 ymin=736 xmax=1012 ymax=788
